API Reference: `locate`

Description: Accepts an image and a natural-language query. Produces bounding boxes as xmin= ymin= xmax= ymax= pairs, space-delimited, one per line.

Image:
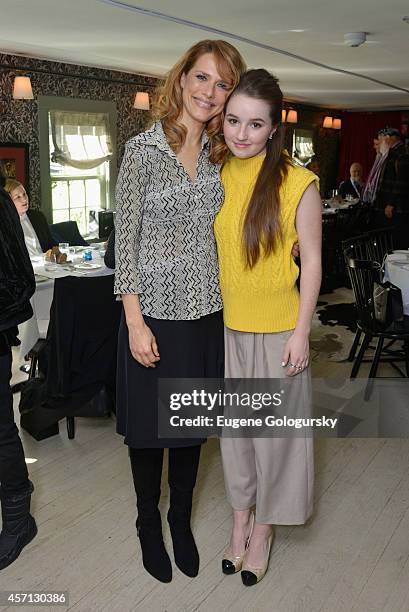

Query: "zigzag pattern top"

xmin=114 ymin=121 xmax=224 ymax=320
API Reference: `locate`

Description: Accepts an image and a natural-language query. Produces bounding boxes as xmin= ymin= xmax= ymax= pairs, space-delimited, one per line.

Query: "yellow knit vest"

xmin=214 ymin=155 xmax=318 ymax=333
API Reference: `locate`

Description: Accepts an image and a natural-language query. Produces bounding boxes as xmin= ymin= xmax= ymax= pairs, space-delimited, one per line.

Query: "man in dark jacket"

xmin=0 ymin=162 xmax=37 ymax=570
xmin=376 ymin=127 xmax=409 ymax=248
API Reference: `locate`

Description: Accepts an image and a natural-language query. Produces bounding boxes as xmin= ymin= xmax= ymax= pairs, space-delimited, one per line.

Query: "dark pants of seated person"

xmin=129 ymin=445 xmax=201 ymax=581
xmin=0 ymin=337 xmax=37 ymax=570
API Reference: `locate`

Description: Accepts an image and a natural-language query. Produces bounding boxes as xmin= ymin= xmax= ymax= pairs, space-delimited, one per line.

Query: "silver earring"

xmin=268 ymin=134 xmax=273 ymax=140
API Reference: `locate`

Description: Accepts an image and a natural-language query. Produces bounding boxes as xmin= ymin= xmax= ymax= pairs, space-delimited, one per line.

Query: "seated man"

xmin=4 ymin=179 xmax=56 ymax=257
xmin=339 ymin=162 xmax=363 ymax=199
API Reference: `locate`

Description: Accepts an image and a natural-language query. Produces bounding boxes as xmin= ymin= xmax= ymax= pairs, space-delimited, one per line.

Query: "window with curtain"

xmin=48 ymin=110 xmax=113 ymax=234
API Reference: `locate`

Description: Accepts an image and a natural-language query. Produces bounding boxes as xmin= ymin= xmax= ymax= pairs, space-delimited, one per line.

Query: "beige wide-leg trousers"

xmin=220 ymin=327 xmax=314 ymax=525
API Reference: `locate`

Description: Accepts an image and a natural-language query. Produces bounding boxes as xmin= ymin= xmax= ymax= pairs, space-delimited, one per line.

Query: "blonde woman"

xmin=4 ymin=179 xmax=56 ymax=256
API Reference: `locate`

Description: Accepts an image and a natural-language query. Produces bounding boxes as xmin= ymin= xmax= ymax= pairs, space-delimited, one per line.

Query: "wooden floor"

xmin=2 ymin=330 xmax=409 ymax=611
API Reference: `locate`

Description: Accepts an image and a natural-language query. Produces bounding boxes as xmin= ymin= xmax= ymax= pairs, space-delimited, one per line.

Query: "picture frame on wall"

xmin=0 ymin=142 xmax=29 ymax=192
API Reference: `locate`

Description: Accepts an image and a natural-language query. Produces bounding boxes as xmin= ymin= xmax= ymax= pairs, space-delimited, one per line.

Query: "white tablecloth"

xmin=322 ymin=198 xmax=359 ymax=215
xmin=18 ymin=249 xmax=114 ymax=360
xmin=384 ymin=254 xmax=409 ymax=316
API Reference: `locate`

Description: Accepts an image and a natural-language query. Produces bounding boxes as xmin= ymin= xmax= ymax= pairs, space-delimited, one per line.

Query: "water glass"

xmin=43 ymin=253 xmax=58 ymax=271
xmin=59 ymin=242 xmax=69 ymax=256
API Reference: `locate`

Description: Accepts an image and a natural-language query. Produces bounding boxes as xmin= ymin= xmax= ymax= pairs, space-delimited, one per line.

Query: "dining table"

xmin=321 ymin=197 xmax=359 ymax=215
xmin=18 ymin=245 xmax=113 ymax=360
xmin=383 ymin=251 xmax=409 ymax=316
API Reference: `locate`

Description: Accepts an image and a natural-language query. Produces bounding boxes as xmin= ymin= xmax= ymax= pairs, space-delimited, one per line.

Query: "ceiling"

xmin=1 ymin=0 xmax=408 ymax=110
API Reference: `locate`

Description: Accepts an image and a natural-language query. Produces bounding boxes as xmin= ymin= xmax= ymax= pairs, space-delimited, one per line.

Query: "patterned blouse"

xmin=114 ymin=121 xmax=224 ymax=320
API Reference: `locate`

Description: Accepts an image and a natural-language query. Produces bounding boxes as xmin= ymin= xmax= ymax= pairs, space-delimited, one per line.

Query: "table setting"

xmin=31 ymin=243 xmax=113 ymax=280
xmin=322 ymin=194 xmax=359 ymax=215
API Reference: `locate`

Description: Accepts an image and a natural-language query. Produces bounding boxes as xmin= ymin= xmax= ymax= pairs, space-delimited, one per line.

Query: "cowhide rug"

xmin=311 ymin=288 xmax=357 ymax=362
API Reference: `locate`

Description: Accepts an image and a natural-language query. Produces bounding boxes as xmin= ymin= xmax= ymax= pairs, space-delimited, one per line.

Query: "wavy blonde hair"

xmin=4 ymin=178 xmax=23 ymax=195
xmin=151 ymin=40 xmax=246 ymax=164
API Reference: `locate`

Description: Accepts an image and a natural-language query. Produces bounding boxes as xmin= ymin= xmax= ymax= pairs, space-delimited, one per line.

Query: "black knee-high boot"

xmin=0 ymin=481 xmax=37 ymax=570
xmin=129 ymin=448 xmax=172 ymax=583
xmin=167 ymin=445 xmax=201 ymax=577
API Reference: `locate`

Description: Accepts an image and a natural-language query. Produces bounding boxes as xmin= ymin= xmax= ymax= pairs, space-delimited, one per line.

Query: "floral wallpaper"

xmin=0 ymin=53 xmax=159 ymax=209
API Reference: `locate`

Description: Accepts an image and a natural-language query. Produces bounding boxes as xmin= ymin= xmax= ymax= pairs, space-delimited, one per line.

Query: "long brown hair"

xmin=151 ymin=40 xmax=246 ymax=163
xmin=227 ymin=69 xmax=290 ymax=268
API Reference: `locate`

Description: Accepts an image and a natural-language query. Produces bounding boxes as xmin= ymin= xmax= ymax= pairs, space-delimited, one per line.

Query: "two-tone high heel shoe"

xmin=222 ymin=512 xmax=255 ymax=575
xmin=241 ymin=528 xmax=275 ymax=586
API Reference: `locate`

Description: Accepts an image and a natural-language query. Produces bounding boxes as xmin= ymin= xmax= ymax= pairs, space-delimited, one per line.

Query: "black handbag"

xmin=373 ymin=281 xmax=404 ymax=327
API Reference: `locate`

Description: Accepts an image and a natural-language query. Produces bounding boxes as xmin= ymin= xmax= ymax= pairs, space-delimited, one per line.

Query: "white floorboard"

xmin=1 ymin=317 xmax=409 ymax=611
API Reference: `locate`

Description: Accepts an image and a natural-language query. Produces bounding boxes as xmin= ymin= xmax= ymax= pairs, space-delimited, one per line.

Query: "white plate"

xmin=73 ymin=263 xmax=102 ymax=270
xmin=392 ymin=250 xmax=409 ymax=255
xmin=34 ymin=274 xmax=49 ymax=283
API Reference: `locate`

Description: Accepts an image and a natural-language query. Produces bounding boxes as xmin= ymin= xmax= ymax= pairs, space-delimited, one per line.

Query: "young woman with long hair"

xmin=214 ymin=69 xmax=322 ymax=586
xmin=114 ymin=40 xmax=245 ymax=583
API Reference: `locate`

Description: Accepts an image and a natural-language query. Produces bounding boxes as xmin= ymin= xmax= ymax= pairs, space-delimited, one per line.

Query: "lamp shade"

xmin=134 ymin=92 xmax=150 ymax=110
xmin=332 ymin=118 xmax=342 ymax=130
xmin=281 ymin=109 xmax=287 ymax=123
xmin=286 ymin=109 xmax=297 ymax=123
xmin=13 ymin=76 xmax=33 ymax=100
xmin=323 ymin=116 xmax=333 ymax=128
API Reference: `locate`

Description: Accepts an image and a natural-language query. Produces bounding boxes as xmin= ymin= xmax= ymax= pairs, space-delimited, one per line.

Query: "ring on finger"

xmin=289 ymin=361 xmax=297 ymax=368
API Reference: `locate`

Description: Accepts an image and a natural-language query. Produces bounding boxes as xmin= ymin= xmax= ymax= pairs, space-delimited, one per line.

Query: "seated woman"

xmin=338 ymin=162 xmax=363 ymax=199
xmin=4 ymin=179 xmax=56 ymax=257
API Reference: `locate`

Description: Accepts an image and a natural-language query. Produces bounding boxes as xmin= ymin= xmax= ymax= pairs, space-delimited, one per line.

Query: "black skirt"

xmin=116 ymin=310 xmax=224 ymax=448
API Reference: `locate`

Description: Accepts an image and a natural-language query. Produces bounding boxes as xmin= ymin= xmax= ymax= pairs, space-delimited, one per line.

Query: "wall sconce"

xmin=286 ymin=109 xmax=297 ymax=124
xmin=332 ymin=118 xmax=342 ymax=130
xmin=281 ymin=109 xmax=287 ymax=123
xmin=134 ymin=92 xmax=150 ymax=110
xmin=322 ymin=116 xmax=333 ymax=128
xmin=13 ymin=76 xmax=34 ymax=100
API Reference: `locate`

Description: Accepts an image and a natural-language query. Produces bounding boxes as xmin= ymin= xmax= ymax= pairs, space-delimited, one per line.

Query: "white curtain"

xmin=50 ymin=110 xmax=113 ymax=170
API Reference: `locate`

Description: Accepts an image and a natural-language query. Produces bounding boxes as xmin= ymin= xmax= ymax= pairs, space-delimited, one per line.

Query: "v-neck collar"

xmin=143 ymin=121 xmax=210 ymax=184
xmin=143 ymin=121 xmax=209 ymax=159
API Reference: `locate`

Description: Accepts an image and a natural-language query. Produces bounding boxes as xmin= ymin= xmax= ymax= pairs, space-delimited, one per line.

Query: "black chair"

xmin=98 ymin=210 xmax=115 ymax=240
xmin=342 ymin=230 xmax=395 ymax=359
xmin=342 ymin=234 xmax=370 ymax=261
xmin=364 ymin=227 xmax=395 ymax=265
xmin=321 ymin=214 xmax=339 ymax=291
xmin=19 ymin=274 xmax=122 ymax=440
xmin=50 ymin=220 xmax=89 ymax=246
xmin=342 ymin=236 xmax=373 ymax=361
xmin=346 ymin=257 xmax=409 ymax=391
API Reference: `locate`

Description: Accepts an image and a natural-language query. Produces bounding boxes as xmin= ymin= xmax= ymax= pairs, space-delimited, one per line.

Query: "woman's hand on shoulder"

xmin=128 ymin=321 xmax=160 ymax=368
xmin=291 ymin=241 xmax=300 ymax=259
xmin=281 ymin=330 xmax=309 ymax=377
